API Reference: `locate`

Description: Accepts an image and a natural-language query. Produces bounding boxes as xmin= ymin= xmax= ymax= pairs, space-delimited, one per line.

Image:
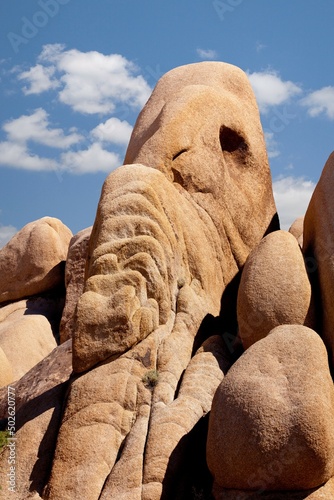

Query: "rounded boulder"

xmin=207 ymin=325 xmax=334 ymax=492
xmin=237 ymin=230 xmax=314 ymax=349
xmin=0 ymin=217 xmax=72 ymax=304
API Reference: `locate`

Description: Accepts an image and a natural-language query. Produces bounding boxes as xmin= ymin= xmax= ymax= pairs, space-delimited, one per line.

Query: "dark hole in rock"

xmin=219 ymin=126 xmax=247 ymax=153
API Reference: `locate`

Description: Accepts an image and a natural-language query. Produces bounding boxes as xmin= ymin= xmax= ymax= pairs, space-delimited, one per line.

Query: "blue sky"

xmin=0 ymin=0 xmax=333 ymax=245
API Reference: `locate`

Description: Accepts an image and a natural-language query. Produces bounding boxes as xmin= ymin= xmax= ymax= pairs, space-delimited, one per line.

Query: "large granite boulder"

xmin=303 ymin=151 xmax=334 ymax=367
xmin=207 ymin=325 xmax=334 ymax=494
xmin=0 ymin=217 xmax=72 ymax=304
xmin=237 ymin=230 xmax=314 ymax=349
xmin=46 ymin=61 xmax=278 ymax=499
xmin=73 ymin=61 xmax=278 ymax=373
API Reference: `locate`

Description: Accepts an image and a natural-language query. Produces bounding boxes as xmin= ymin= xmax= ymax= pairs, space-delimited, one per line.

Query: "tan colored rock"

xmin=48 ymin=62 xmax=278 ymax=499
xmin=237 ymin=230 xmax=314 ymax=349
xmin=73 ymin=61 xmax=278 ymax=373
xmin=0 ymin=345 xmax=13 ymax=387
xmin=46 ymin=333 xmax=229 ymax=500
xmin=207 ymin=325 xmax=334 ymax=493
xmin=46 ymin=334 xmax=155 ymax=500
xmin=0 ymin=217 xmax=72 ymax=304
xmin=289 ymin=215 xmax=304 ymax=247
xmin=0 ymin=340 xmax=72 ymax=500
xmin=59 ymin=227 xmax=92 ymax=343
xmin=0 ymin=300 xmax=57 ymax=381
xmin=303 ymin=151 xmax=334 ymax=367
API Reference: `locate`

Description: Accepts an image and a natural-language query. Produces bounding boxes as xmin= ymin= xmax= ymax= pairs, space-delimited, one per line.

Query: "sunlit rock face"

xmin=73 ymin=61 xmax=278 ymax=374
xmin=41 ymin=61 xmax=279 ymax=500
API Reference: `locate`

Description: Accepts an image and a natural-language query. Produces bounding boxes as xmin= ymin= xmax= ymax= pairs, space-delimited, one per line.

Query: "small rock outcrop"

xmin=59 ymin=227 xmax=92 ymax=343
xmin=0 ymin=217 xmax=72 ymax=304
xmin=237 ymin=230 xmax=314 ymax=349
xmin=289 ymin=215 xmax=304 ymax=247
xmin=207 ymin=325 xmax=334 ymax=494
xmin=0 ymin=300 xmax=58 ymax=384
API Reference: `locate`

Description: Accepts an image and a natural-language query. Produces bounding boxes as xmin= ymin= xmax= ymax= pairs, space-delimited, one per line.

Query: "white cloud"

xmin=3 ymin=108 xmax=82 ymax=149
xmin=61 ymin=142 xmax=121 ymax=174
xmin=0 ymin=224 xmax=17 ymax=248
xmin=91 ymin=117 xmax=132 ymax=146
xmin=18 ymin=64 xmax=59 ymax=95
xmin=28 ymin=44 xmax=152 ymax=115
xmin=300 ymin=86 xmax=334 ymax=119
xmin=247 ymin=70 xmax=302 ymax=113
xmin=273 ymin=176 xmax=315 ymax=230
xmin=264 ymin=131 xmax=280 ymax=158
xmin=0 ymin=141 xmax=59 ymax=171
xmin=196 ymin=48 xmax=218 ymax=60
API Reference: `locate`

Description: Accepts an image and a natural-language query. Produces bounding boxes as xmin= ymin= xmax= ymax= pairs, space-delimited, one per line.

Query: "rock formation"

xmin=207 ymin=325 xmax=334 ymax=494
xmin=237 ymin=230 xmax=315 ymax=349
xmin=303 ymin=151 xmax=334 ymax=368
xmin=0 ymin=62 xmax=333 ymax=500
xmin=43 ymin=61 xmax=278 ymax=500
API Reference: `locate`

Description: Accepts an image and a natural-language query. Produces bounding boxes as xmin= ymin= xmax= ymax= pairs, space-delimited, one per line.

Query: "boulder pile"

xmin=0 ymin=62 xmax=333 ymax=500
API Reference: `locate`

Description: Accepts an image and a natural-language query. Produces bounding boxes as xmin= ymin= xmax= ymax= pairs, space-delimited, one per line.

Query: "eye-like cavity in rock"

xmin=72 ymin=62 xmax=278 ymax=373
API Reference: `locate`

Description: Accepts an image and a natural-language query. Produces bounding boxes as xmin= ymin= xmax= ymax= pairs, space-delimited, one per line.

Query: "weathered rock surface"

xmin=303 ymin=151 xmax=334 ymax=367
xmin=73 ymin=61 xmax=278 ymax=373
xmin=207 ymin=325 xmax=334 ymax=493
xmin=0 ymin=300 xmax=57 ymax=381
xmin=47 ymin=61 xmax=278 ymax=499
xmin=0 ymin=340 xmax=72 ymax=500
xmin=46 ymin=333 xmax=229 ymax=500
xmin=0 ymin=217 xmax=72 ymax=304
xmin=237 ymin=230 xmax=314 ymax=349
xmin=59 ymin=227 xmax=92 ymax=343
xmin=289 ymin=215 xmax=304 ymax=247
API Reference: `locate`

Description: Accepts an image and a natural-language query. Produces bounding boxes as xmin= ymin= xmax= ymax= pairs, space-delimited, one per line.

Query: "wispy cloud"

xmin=300 ymin=86 xmax=334 ymax=119
xmin=61 ymin=143 xmax=121 ymax=174
xmin=264 ymin=131 xmax=280 ymax=158
xmin=0 ymin=141 xmax=59 ymax=171
xmin=273 ymin=175 xmax=315 ymax=230
xmin=3 ymin=108 xmax=82 ymax=148
xmin=196 ymin=48 xmax=218 ymax=60
xmin=247 ymin=70 xmax=302 ymax=113
xmin=255 ymin=42 xmax=266 ymax=53
xmin=18 ymin=64 xmax=59 ymax=95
